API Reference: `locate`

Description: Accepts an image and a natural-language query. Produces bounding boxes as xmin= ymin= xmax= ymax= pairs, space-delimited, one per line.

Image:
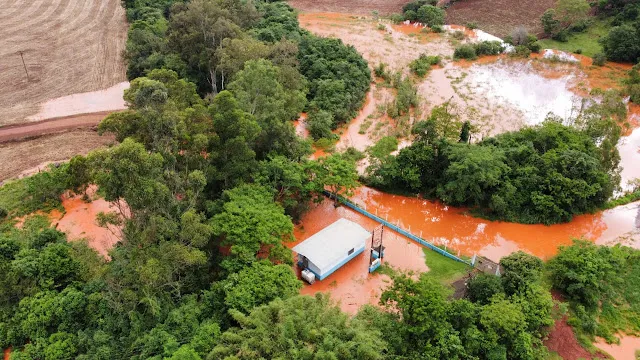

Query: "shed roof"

xmin=292 ymin=218 xmax=370 ymax=270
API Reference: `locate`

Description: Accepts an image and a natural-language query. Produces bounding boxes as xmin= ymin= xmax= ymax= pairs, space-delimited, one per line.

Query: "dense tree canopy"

xmin=366 ymin=118 xmax=619 ymax=224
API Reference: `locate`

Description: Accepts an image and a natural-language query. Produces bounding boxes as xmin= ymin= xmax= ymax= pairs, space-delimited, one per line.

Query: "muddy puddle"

xmin=288 ymin=199 xmax=429 ymax=314
xmin=596 ymin=335 xmax=640 ymax=360
xmin=26 ymin=82 xmax=129 ymax=122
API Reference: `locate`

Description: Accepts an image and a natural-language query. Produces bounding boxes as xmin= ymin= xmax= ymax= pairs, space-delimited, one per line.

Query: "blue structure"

xmin=293 ymin=218 xmax=370 ymax=281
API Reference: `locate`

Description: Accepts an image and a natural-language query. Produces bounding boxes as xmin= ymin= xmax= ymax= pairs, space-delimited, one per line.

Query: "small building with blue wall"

xmin=293 ymin=218 xmax=370 ymax=281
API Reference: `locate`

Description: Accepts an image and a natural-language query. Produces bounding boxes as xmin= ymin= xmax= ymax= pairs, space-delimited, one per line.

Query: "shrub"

xmin=377 ymin=23 xmax=386 ymax=31
xmin=374 ymin=62 xmax=389 ymax=80
xmin=541 ymin=9 xmax=560 ymax=35
xmin=511 ymin=45 xmax=532 ymax=58
xmin=403 ymin=9 xmax=417 ymax=21
xmin=552 ymin=29 xmax=569 ymax=42
xmin=601 ymin=24 xmax=640 ymax=63
xmin=0 ymin=207 xmax=7 ymax=219
xmin=454 ymin=44 xmax=477 ymax=59
xmin=416 ymin=5 xmax=445 ymax=27
xmin=452 ymin=30 xmax=466 ymax=40
xmin=474 ymin=41 xmax=503 ymax=56
xmin=592 ymin=52 xmax=607 ymax=66
xmin=466 ymin=22 xmax=478 ymax=29
xmin=307 ymin=110 xmax=334 ymax=140
xmin=402 ymin=0 xmax=438 ymax=14
xmin=528 ymin=41 xmax=542 ymax=53
xmin=409 ymin=54 xmax=441 ymax=77
xmin=575 ymin=48 xmax=583 ymax=54
xmin=314 ymin=137 xmax=335 ymax=152
xmin=389 ymin=13 xmax=404 ymax=24
xmin=431 ymin=25 xmax=444 ymax=33
xmin=629 ymin=84 xmax=640 ymax=103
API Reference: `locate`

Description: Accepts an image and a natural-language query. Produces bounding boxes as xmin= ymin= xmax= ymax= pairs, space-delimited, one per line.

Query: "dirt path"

xmin=0 ymin=111 xmax=113 ymax=143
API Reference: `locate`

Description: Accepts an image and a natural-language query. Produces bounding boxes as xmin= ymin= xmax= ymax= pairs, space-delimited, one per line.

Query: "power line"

xmin=18 ymin=51 xmax=30 ymax=81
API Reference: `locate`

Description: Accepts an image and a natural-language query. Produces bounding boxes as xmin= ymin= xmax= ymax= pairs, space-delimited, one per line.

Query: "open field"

xmin=445 ymin=0 xmax=555 ymax=38
xmin=0 ymin=0 xmax=128 ymax=127
xmin=288 ymin=0 xmax=408 ymax=15
xmin=538 ymin=20 xmax=609 ymax=57
xmin=0 ymin=130 xmax=115 ymax=182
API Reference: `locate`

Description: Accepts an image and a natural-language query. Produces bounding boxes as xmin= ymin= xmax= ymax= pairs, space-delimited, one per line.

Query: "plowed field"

xmin=0 ymin=0 xmax=128 ymax=126
xmin=445 ymin=0 xmax=555 ymax=38
xmin=288 ymin=0 xmax=408 ymax=15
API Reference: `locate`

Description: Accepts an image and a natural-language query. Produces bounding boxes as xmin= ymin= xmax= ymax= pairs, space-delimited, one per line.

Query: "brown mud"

xmin=545 ymin=316 xmax=608 ymax=360
xmin=54 ymin=186 xmax=123 ymax=258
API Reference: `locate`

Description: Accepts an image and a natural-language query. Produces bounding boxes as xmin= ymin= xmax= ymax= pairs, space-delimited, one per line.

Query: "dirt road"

xmin=0 ymin=111 xmax=112 ymax=143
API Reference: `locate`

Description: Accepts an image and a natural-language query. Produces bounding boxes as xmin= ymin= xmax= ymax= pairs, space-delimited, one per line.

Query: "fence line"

xmin=323 ymin=191 xmax=473 ymax=266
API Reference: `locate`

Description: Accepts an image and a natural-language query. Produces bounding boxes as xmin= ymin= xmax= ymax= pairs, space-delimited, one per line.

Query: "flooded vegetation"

xmin=2 ymin=0 xmax=640 ymax=358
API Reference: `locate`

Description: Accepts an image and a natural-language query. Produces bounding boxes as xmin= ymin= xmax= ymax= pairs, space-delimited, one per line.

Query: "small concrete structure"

xmin=293 ymin=218 xmax=370 ymax=281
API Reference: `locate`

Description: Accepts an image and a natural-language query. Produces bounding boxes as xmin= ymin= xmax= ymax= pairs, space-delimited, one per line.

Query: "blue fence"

xmin=323 ymin=191 xmax=473 ymax=266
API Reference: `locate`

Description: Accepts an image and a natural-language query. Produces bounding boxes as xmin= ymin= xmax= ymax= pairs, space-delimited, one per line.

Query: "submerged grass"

xmin=422 ymin=248 xmax=470 ymax=284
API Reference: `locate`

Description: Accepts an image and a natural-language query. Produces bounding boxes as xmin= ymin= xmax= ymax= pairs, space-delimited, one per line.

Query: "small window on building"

xmin=348 ymin=248 xmax=354 ymax=255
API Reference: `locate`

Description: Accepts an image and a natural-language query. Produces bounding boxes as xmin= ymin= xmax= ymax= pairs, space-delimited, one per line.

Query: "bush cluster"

xmin=454 ymin=41 xmax=504 ymax=60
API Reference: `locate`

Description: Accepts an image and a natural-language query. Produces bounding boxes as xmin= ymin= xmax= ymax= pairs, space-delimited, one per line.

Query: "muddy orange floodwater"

xmin=291 ymin=186 xmax=639 ymax=313
xmin=288 ymin=198 xmax=429 ymax=314
xmin=596 ymin=335 xmax=640 ymax=360
xmin=352 ymin=187 xmax=640 ymax=261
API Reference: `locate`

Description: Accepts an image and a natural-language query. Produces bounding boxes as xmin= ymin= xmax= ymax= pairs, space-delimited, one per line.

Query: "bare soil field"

xmin=0 ymin=0 xmax=128 ymax=127
xmin=0 ymin=130 xmax=115 ymax=182
xmin=445 ymin=0 xmax=556 ymax=38
xmin=289 ymin=0 xmax=408 ymax=15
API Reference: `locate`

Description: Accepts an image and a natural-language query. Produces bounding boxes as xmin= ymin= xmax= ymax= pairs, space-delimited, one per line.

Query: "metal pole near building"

xmin=18 ymin=51 xmax=29 ymax=81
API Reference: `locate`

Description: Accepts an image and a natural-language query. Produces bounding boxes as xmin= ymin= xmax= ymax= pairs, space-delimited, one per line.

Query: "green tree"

xmin=313 ymin=154 xmax=359 ymax=203
xmin=601 ymin=24 xmax=640 ymax=62
xmin=416 ymin=5 xmax=445 ymax=26
xmin=211 ymin=294 xmax=386 ymax=359
xmin=500 ymin=251 xmax=544 ymax=295
xmin=306 ymin=110 xmax=334 ymax=140
xmin=438 ymin=144 xmax=509 ymax=206
xmin=219 ymin=260 xmax=302 ymax=314
xmin=211 ymin=184 xmax=294 ymax=272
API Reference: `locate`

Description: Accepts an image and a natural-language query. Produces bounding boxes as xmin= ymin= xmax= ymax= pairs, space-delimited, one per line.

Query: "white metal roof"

xmin=293 ymin=218 xmax=370 ymax=271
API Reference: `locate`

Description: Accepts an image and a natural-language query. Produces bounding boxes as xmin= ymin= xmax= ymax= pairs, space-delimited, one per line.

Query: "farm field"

xmin=0 ymin=0 xmax=128 ymax=127
xmin=288 ymin=0 xmax=407 ymax=15
xmin=0 ymin=130 xmax=115 ymax=182
xmin=445 ymin=0 xmax=555 ymax=38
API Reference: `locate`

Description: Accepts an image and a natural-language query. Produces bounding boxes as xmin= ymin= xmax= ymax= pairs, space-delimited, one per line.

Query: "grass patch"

xmin=0 ymin=164 xmax=69 ymax=220
xmin=422 ymin=248 xmax=470 ymax=284
xmin=603 ymin=190 xmax=640 ymax=210
xmin=537 ymin=20 xmax=610 ymax=57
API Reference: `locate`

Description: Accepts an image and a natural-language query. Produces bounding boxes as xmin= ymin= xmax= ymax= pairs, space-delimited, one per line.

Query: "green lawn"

xmin=537 ymin=20 xmax=610 ymax=57
xmin=423 ymin=248 xmax=470 ymax=284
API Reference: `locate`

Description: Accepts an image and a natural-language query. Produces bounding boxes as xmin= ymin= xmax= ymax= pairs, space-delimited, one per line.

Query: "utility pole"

xmin=18 ymin=51 xmax=29 ymax=81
